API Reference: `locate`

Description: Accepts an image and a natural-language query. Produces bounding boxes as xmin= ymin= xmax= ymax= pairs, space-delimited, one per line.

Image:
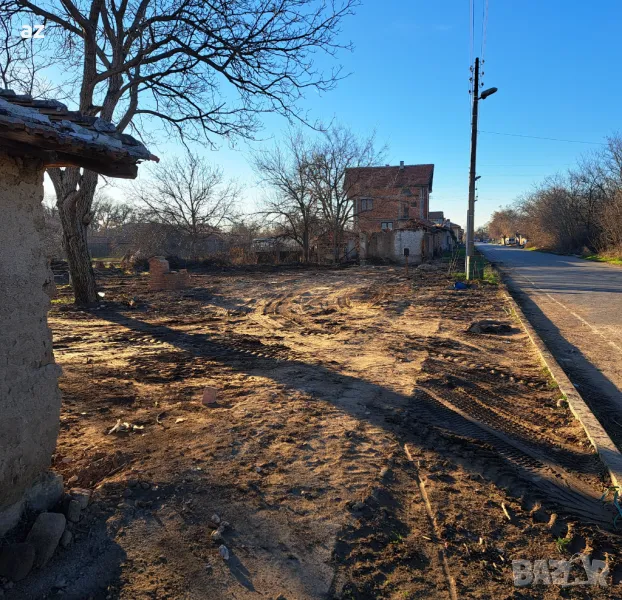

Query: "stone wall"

xmin=0 ymin=154 xmax=62 ymax=532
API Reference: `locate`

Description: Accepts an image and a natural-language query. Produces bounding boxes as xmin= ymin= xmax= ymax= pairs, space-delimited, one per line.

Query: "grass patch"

xmin=51 ymin=296 xmax=75 ymax=305
xmin=584 ymin=254 xmax=622 ymax=266
xmin=540 ymin=366 xmax=559 ymax=390
xmin=482 ymin=265 xmax=499 ymax=285
xmin=457 ymin=251 xmax=500 ymax=285
xmin=556 ymin=536 xmax=571 ymax=554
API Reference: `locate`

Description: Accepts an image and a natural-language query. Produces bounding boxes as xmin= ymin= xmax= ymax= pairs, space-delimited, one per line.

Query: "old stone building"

xmin=0 ymin=89 xmax=156 ymax=534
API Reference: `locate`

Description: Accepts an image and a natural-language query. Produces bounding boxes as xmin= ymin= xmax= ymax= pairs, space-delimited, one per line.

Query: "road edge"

xmin=490 ymin=264 xmax=622 ymax=489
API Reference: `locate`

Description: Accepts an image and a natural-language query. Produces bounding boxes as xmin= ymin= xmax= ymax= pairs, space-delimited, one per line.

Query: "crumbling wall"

xmin=365 ymin=229 xmax=425 ymax=264
xmin=148 ymin=256 xmax=189 ymax=290
xmin=392 ymin=229 xmax=425 ymax=264
xmin=0 ymin=154 xmax=62 ymax=529
xmin=366 ymin=230 xmax=394 ymax=260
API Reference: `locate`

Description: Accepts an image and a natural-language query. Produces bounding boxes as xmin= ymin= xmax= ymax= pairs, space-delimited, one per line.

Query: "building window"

xmin=400 ymin=203 xmax=409 ymax=219
xmin=360 ymin=198 xmax=373 ymax=212
xmin=381 ymin=222 xmax=393 ymax=231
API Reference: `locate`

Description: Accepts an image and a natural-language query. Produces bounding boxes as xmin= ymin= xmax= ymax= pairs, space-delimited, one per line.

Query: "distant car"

xmin=506 ymin=237 xmax=516 ymax=245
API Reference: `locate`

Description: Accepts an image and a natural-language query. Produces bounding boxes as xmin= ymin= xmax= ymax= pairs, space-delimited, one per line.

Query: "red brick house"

xmin=345 ymin=162 xmax=434 ymax=233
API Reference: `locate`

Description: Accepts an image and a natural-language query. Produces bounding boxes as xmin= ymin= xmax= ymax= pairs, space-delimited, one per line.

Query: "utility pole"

xmin=466 ymin=59 xmax=497 ymax=280
xmin=465 ymin=57 xmax=480 ymax=281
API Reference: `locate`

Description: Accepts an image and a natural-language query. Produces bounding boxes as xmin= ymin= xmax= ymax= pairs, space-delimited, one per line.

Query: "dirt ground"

xmin=6 ymin=262 xmax=622 ymax=599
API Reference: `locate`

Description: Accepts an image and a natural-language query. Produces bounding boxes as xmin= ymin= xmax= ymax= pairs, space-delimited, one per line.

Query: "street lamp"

xmin=480 ymin=87 xmax=498 ymax=100
xmin=466 ymin=59 xmax=497 ymax=280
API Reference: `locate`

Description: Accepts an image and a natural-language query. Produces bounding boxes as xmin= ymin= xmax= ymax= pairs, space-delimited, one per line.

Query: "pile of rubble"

xmin=148 ymin=256 xmax=190 ymax=291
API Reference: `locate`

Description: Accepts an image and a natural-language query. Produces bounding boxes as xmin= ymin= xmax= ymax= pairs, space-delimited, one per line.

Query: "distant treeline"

xmin=486 ymin=134 xmax=622 ymax=256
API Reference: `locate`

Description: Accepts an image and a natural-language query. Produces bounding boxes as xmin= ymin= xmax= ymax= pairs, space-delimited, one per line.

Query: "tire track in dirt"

xmin=420 ymin=355 xmax=599 ymax=468
xmin=211 ymin=276 xmax=611 ymax=525
xmin=252 ymin=286 xmax=356 ymax=336
xmin=404 ymin=444 xmax=458 ymax=600
xmin=405 ymin=387 xmax=612 ymax=525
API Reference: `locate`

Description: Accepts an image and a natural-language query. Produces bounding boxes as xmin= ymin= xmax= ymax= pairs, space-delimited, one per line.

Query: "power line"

xmin=479 ymin=163 xmax=573 ymax=167
xmin=469 ymin=0 xmax=474 ymax=66
xmin=478 ymin=130 xmax=607 ymax=145
xmin=481 ymin=174 xmax=560 ymax=177
xmin=480 ymin=0 xmax=489 ymax=63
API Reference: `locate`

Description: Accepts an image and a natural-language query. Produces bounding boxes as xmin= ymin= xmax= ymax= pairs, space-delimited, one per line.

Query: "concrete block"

xmin=65 ymin=499 xmax=81 ymax=523
xmin=68 ymin=487 xmax=91 ymax=510
xmin=26 ymin=512 xmax=66 ymax=567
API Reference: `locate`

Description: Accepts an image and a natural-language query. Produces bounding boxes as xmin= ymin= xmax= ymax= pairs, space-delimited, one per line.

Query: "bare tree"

xmin=2 ymin=0 xmax=358 ymax=304
xmin=488 ymin=207 xmax=520 ymax=245
xmin=91 ymin=193 xmax=136 ymax=233
xmin=41 ymin=196 xmax=65 ymax=260
xmin=492 ymin=134 xmax=622 ymax=255
xmin=133 ymin=153 xmax=239 ymax=260
xmin=0 ymin=10 xmax=64 ymax=98
xmin=253 ymin=130 xmax=319 ymax=262
xmin=474 ymin=225 xmax=489 ymax=240
xmin=308 ymin=125 xmax=385 ymax=262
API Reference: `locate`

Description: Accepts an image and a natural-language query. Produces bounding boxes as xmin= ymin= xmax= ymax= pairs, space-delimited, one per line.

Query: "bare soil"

xmin=6 ymin=263 xmax=622 ymax=599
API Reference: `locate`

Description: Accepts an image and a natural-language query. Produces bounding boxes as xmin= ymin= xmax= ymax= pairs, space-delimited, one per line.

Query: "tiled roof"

xmin=345 ymin=164 xmax=434 ymax=192
xmin=0 ymin=89 xmax=158 ymax=178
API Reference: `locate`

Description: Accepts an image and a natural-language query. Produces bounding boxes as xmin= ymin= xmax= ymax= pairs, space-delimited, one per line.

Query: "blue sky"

xmin=46 ymin=0 xmax=622 ymax=228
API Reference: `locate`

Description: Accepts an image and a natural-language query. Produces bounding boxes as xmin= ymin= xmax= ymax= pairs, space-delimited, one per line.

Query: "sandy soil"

xmin=6 ymin=263 xmax=622 ymax=599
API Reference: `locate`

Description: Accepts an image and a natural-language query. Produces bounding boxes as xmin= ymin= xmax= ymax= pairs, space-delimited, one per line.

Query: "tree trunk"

xmin=49 ymin=168 xmax=99 ymax=306
xmin=59 ymin=202 xmax=98 ymax=306
xmin=302 ymin=229 xmax=310 ymax=263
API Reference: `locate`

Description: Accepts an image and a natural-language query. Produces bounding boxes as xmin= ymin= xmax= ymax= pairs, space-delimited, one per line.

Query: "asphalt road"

xmin=477 ymin=243 xmax=622 ymax=448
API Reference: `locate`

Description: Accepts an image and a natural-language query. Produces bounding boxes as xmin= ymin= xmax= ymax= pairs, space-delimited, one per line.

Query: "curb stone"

xmin=491 ymin=262 xmax=622 ymax=489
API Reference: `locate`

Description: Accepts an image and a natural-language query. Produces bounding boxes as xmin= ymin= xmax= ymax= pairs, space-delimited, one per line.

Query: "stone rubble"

xmin=25 ymin=512 xmax=66 ymax=568
xmin=65 ymin=498 xmax=82 ymax=523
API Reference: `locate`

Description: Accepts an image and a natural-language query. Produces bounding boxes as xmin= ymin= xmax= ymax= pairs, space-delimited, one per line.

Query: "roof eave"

xmin=0 ymin=127 xmax=157 ymax=178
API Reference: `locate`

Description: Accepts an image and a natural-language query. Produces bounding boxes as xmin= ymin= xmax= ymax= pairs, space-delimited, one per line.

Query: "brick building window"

xmin=400 ymin=203 xmax=409 ymax=218
xmin=381 ymin=222 xmax=393 ymax=231
xmin=359 ymin=198 xmax=373 ymax=212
